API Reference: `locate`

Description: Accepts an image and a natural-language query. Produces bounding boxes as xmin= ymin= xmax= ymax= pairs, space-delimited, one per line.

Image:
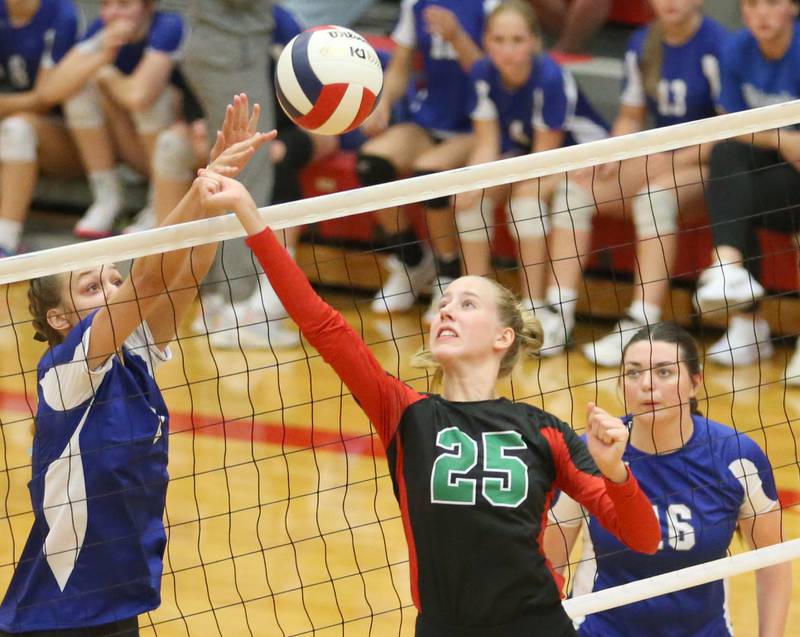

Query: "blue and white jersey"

xmin=0 ymin=312 xmax=171 ymax=632
xmin=392 ymin=0 xmax=498 ymax=136
xmin=469 ymin=53 xmax=607 ymax=154
xmin=274 ymin=3 xmax=302 ymax=48
xmin=82 ymin=11 xmax=185 ymax=76
xmin=548 ymin=416 xmax=778 ymax=637
xmin=621 ymin=16 xmax=727 ymax=127
xmin=719 ymin=23 xmax=800 ymax=113
xmin=0 ymin=0 xmax=79 ymax=91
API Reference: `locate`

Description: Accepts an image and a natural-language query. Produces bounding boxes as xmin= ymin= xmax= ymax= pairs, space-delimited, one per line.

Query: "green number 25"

xmin=430 ymin=428 xmax=529 ymax=508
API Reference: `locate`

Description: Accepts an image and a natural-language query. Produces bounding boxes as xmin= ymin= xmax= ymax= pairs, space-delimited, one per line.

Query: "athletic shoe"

xmin=207 ymin=301 xmax=300 ymax=350
xmin=371 ymin=249 xmax=435 ymax=314
xmin=191 ymin=294 xmax=226 ymax=335
xmin=705 ymin=316 xmax=774 ymax=367
xmin=123 ymin=205 xmax=156 ymax=234
xmin=243 ymin=273 xmax=289 ymax=321
xmin=581 ymin=316 xmax=646 ymax=367
xmin=694 ymin=262 xmax=765 ymax=315
xmin=538 ymin=306 xmax=570 ymax=358
xmin=785 ymin=339 xmax=800 ymax=387
xmin=74 ymin=202 xmax=123 ymax=239
xmin=423 ymin=276 xmax=454 ymax=324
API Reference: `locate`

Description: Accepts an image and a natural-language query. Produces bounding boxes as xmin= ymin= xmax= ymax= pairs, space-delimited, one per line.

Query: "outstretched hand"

xmin=585 ymin=402 xmax=629 ymax=483
xmin=196 ymin=169 xmax=266 ymax=236
xmin=207 ymin=93 xmax=276 ymax=177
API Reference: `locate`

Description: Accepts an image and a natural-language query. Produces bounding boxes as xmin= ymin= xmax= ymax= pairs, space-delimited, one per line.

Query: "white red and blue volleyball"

xmin=275 ymin=26 xmax=384 ymax=136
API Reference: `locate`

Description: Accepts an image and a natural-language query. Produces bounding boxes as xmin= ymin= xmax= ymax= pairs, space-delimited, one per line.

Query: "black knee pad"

xmin=413 ymin=170 xmax=451 ymax=209
xmin=356 ymin=154 xmax=397 ymax=186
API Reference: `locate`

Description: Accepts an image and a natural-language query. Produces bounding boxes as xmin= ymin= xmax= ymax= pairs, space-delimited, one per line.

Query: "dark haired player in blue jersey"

xmin=579 ymin=0 xmax=729 ymax=368
xmin=455 ymin=0 xmax=607 ymax=357
xmin=357 ymin=0 xmax=493 ymax=322
xmin=0 ymin=99 xmax=271 ymax=637
xmin=694 ymin=0 xmax=800 ymax=375
xmin=196 ymin=163 xmax=661 ymax=637
xmin=38 ymin=0 xmax=186 ymax=239
xmin=0 ymin=0 xmax=81 ymax=258
xmin=544 ymin=321 xmax=791 ymax=636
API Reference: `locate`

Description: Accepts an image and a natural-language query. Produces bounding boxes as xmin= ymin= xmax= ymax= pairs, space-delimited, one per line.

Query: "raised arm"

xmin=423 ymin=6 xmax=483 ymax=73
xmin=197 ymin=172 xmax=423 ymax=447
xmin=541 ymin=406 xmax=660 ymax=555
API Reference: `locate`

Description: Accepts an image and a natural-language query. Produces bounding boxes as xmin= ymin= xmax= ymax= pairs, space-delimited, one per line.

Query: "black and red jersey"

xmin=246 ymin=229 xmax=659 ymax=631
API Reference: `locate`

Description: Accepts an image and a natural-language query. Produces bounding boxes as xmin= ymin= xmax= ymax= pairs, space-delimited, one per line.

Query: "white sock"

xmin=547 ymin=286 xmax=578 ymax=332
xmin=627 ymin=300 xmax=661 ymax=325
xmin=0 ymin=219 xmax=23 ymax=252
xmin=83 ymin=169 xmax=123 ymax=226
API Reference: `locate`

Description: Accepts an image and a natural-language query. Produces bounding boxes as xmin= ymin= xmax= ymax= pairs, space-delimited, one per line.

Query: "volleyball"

xmin=275 ymin=26 xmax=384 ymax=136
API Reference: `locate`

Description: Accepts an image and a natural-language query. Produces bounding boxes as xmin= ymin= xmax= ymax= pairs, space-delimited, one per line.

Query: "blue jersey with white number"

xmin=719 ymin=23 xmax=800 ymax=113
xmin=0 ymin=312 xmax=171 ymax=632
xmin=469 ymin=53 xmax=607 ymax=154
xmin=553 ymin=416 xmax=778 ymax=637
xmin=83 ymin=11 xmax=185 ymax=76
xmin=392 ymin=0 xmax=496 ymax=135
xmin=0 ymin=0 xmax=79 ymax=91
xmin=621 ymin=16 xmax=727 ymax=127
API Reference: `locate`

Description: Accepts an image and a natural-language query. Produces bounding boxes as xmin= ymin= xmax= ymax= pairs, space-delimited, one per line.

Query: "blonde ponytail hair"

xmin=411 ymin=278 xmax=543 ymax=387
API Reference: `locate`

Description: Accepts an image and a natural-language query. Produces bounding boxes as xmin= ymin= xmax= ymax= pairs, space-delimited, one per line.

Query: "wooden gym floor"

xmin=0 ymin=253 xmax=798 ymax=636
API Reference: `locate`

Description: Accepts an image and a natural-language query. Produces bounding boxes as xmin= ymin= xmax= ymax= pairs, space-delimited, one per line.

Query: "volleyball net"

xmin=1 ymin=100 xmax=799 ymax=635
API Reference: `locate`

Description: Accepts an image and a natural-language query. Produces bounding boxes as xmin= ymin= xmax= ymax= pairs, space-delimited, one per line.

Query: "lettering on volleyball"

xmin=653 ymin=503 xmax=696 ymax=551
xmin=430 ymin=427 xmax=529 ymax=508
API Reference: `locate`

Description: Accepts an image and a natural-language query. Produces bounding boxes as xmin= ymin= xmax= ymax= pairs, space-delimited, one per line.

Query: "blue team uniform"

xmin=393 ymin=0 xmax=495 ymax=136
xmin=718 ymin=23 xmax=800 ymax=113
xmin=0 ymin=0 xmax=79 ymax=91
xmin=0 ymin=313 xmax=171 ymax=632
xmin=469 ymin=53 xmax=607 ymax=154
xmin=621 ymin=16 xmax=728 ymax=127
xmin=273 ymin=3 xmax=302 ymax=47
xmin=82 ymin=11 xmax=185 ymax=77
xmin=550 ymin=416 xmax=779 ymax=637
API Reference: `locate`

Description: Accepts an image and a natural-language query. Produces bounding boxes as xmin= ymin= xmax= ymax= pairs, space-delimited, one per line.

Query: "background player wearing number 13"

xmin=196 ymin=163 xmax=661 ymax=637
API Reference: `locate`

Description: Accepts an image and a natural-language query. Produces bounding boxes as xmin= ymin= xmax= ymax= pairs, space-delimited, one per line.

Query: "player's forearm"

xmin=449 ymin=29 xmax=482 ymax=73
xmin=38 ymin=48 xmax=115 ymax=106
xmin=0 ymin=91 xmax=47 ymax=118
xmin=756 ymin=562 xmax=792 ymax=637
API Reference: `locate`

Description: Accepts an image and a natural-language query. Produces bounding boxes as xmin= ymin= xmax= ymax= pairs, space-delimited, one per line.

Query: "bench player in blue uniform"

xmin=0 ymin=0 xmax=80 ymax=257
xmin=38 ymin=0 xmax=186 ymax=239
xmin=456 ymin=0 xmax=607 ymax=357
xmin=0 ymin=99 xmax=271 ymax=637
xmin=357 ymin=0 xmax=492 ymax=322
xmin=544 ymin=322 xmax=791 ymax=636
xmin=195 ymin=161 xmax=662 ymax=637
xmin=694 ymin=0 xmax=800 ymax=373
xmin=580 ymin=0 xmax=729 ymax=367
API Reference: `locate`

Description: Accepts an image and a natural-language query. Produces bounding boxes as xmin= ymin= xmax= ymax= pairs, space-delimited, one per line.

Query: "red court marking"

xmin=0 ymin=387 xmax=384 ymax=458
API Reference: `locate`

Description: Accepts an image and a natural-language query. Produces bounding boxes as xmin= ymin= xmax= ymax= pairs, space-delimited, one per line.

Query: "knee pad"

xmin=63 ymin=83 xmax=105 ymax=129
xmin=413 ymin=170 xmax=451 ymax=209
xmin=356 ymin=154 xmax=396 ymax=186
xmin=0 ymin=116 xmax=37 ymax=162
xmin=132 ymin=89 xmax=174 ymax=135
xmin=508 ymin=196 xmax=550 ymax=239
xmin=551 ymin=181 xmax=594 ymax=232
xmin=153 ymin=128 xmax=195 ymax=181
xmin=632 ymin=186 xmax=678 ymax=238
xmin=456 ymin=200 xmax=494 ymax=241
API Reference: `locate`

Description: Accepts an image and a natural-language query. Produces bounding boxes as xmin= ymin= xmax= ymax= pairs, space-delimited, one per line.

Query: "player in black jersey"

xmin=195 ymin=164 xmax=661 ymax=637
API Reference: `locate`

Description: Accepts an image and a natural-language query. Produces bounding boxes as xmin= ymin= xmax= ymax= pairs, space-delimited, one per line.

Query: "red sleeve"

xmin=541 ymin=424 xmax=660 ymax=555
xmin=246 ymin=228 xmax=423 ymax=447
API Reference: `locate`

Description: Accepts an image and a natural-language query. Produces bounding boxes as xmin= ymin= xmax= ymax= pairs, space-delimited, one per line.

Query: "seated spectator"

xmin=694 ymin=0 xmax=800 ymax=372
xmin=455 ymin=0 xmax=607 ymax=357
xmin=580 ymin=0 xmax=728 ymax=367
xmin=38 ymin=0 xmax=185 ymax=239
xmin=0 ymin=0 xmax=81 ymax=257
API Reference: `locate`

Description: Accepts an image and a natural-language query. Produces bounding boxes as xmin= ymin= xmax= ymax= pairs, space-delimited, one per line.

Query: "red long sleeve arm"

xmin=542 ymin=425 xmax=660 ymax=555
xmin=246 ymin=228 xmax=423 ymax=447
